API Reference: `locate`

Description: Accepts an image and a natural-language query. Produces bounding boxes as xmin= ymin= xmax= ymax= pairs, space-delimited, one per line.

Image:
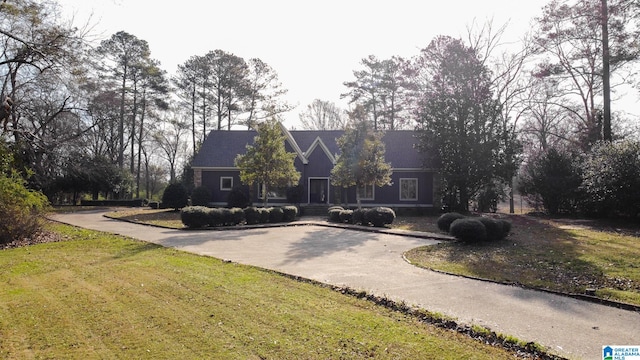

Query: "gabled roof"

xmin=192 ymin=127 xmax=428 ymax=169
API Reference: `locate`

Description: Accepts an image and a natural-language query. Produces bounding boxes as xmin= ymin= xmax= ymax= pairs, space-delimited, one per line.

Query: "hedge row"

xmin=181 ymin=206 xmax=298 ymax=228
xmin=327 ymin=206 xmax=396 ymax=228
xmin=437 ymin=212 xmax=512 ymax=243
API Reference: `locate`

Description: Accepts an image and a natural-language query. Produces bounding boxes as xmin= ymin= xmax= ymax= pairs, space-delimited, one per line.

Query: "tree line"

xmin=1 ymin=0 xmax=640 ymax=217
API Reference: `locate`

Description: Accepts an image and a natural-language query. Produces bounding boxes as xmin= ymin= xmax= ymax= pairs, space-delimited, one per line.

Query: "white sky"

xmin=57 ymin=0 xmax=554 ymax=128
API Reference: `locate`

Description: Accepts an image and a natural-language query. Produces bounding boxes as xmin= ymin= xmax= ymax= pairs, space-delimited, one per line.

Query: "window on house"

xmin=357 ymin=184 xmax=374 ymax=200
xmin=220 ymin=177 xmax=233 ymax=191
xmin=400 ymin=178 xmax=418 ymax=201
xmin=259 ymin=183 xmax=287 ymax=199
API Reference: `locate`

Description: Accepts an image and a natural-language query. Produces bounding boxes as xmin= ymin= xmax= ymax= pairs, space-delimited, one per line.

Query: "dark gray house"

xmin=191 ymin=123 xmax=438 ymax=209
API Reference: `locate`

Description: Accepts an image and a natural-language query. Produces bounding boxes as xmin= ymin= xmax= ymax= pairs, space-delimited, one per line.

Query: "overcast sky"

xmin=58 ymin=0 xmax=553 ymax=128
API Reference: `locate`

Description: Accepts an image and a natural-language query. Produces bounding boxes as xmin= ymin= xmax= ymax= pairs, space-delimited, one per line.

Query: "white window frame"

xmin=399 ymin=178 xmax=418 ymax=201
xmin=220 ymin=177 xmax=233 ymax=191
xmin=357 ymin=184 xmax=375 ymax=201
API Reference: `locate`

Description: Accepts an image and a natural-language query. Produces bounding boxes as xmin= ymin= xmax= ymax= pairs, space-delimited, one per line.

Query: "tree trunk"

xmin=118 ymin=63 xmax=127 ymax=169
xmin=601 ymin=0 xmax=612 ymax=141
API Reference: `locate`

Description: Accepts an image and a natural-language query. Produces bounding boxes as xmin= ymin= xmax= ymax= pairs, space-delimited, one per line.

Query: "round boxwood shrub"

xmin=500 ymin=219 xmax=512 ymax=235
xmin=269 ymin=207 xmax=285 ymax=223
xmin=181 ymin=206 xmax=210 ymax=228
xmin=437 ymin=212 xmax=466 ymax=232
xmin=368 ymin=207 xmax=396 ymax=227
xmin=328 ymin=208 xmax=342 ymax=222
xmin=259 ymin=207 xmax=271 ymax=223
xmin=477 ymin=217 xmax=505 ymax=241
xmin=162 ymin=183 xmax=189 ymax=210
xmin=229 ymin=207 xmax=245 ymax=225
xmin=207 ymin=208 xmax=225 ymax=227
xmin=244 ymin=206 xmax=260 ymax=225
xmin=282 ymin=206 xmax=298 ymax=222
xmin=328 ymin=206 xmax=344 ymax=213
xmin=339 ymin=209 xmax=353 ymax=223
xmin=191 ymin=186 xmax=211 ymax=207
xmin=352 ymin=208 xmax=366 ymax=225
xmin=449 ymin=218 xmax=487 ymax=243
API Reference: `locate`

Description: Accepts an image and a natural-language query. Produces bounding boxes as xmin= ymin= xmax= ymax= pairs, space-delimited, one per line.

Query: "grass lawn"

xmin=0 ymin=222 xmax=518 ymax=359
xmin=401 ymin=215 xmax=640 ymax=306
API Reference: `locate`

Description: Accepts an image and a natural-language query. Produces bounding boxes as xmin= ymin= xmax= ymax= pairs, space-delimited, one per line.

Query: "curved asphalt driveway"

xmin=51 ymin=210 xmax=640 ymax=360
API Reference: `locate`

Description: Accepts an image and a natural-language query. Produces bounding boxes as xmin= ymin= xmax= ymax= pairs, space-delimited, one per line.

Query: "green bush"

xmin=191 ymin=186 xmax=212 ymax=207
xmin=229 ymin=207 xmax=245 ymax=225
xmin=449 ymin=218 xmax=487 ymax=243
xmin=367 ymin=207 xmax=396 ymax=227
xmin=269 ymin=207 xmax=285 ymax=223
xmin=0 ymin=174 xmax=50 ymax=244
xmin=244 ymin=207 xmax=261 ymax=225
xmin=352 ymin=208 xmax=366 ymax=225
xmin=328 ymin=206 xmax=344 ymax=212
xmin=477 ymin=217 xmax=505 ymax=241
xmin=208 ymin=208 xmax=225 ymax=227
xmin=180 ymin=206 xmax=210 ymax=228
xmin=162 ymin=183 xmax=189 ymax=210
xmin=436 ymin=212 xmax=466 ymax=232
xmin=282 ymin=206 xmax=298 ymax=222
xmin=339 ymin=209 xmax=353 ymax=223
xmin=500 ymin=219 xmax=512 ymax=235
xmin=259 ymin=207 xmax=271 ymax=223
xmin=220 ymin=208 xmax=233 ymax=226
xmin=227 ymin=185 xmax=250 ymax=208
xmin=328 ymin=208 xmax=342 ymax=222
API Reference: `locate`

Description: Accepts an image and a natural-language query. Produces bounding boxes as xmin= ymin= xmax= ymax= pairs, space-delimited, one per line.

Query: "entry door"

xmin=309 ymin=179 xmax=329 ymax=204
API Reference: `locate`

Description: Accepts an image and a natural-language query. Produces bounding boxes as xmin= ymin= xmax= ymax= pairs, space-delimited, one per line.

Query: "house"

xmin=191 ymin=123 xmax=438 ymax=210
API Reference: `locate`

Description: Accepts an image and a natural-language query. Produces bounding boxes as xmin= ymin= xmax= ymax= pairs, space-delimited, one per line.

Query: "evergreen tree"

xmin=414 ymin=36 xmax=502 ymax=212
xmin=235 ymin=120 xmax=300 ymax=206
xmin=331 ymin=109 xmax=392 ymax=208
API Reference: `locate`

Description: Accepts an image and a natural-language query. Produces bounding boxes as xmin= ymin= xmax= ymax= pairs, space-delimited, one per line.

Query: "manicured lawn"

xmin=0 ymin=223 xmax=517 ymax=359
xmin=402 ymin=215 xmax=640 ymax=306
xmin=105 ymin=208 xmax=640 ymax=306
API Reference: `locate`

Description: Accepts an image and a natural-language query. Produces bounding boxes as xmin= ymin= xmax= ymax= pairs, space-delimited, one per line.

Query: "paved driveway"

xmin=51 ymin=210 xmax=640 ymax=360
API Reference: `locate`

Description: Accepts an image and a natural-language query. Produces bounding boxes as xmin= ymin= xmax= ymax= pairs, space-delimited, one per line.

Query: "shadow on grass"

xmin=407 ymin=214 xmax=640 ymax=306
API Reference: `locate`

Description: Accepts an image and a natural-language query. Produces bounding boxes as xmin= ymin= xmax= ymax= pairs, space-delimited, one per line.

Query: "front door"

xmin=309 ymin=178 xmax=329 ymax=204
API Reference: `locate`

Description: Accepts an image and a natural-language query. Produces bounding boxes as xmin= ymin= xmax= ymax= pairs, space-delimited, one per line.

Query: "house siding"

xmin=201 ymin=170 xmax=245 ymax=205
xmin=192 ymin=127 xmax=436 ymax=209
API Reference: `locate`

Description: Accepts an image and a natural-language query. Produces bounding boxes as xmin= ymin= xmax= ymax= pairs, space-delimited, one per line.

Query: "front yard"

xmin=107 ymin=208 xmax=640 ymax=307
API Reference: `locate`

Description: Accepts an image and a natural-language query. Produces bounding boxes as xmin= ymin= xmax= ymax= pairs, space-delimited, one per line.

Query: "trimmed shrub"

xmin=477 ymin=217 xmax=505 ymax=241
xmin=328 ymin=208 xmax=342 ymax=222
xmin=162 ymin=183 xmax=189 ymax=210
xmin=191 ymin=186 xmax=212 ymax=207
xmin=282 ymin=206 xmax=298 ymax=222
xmin=339 ymin=209 xmax=353 ymax=223
xmin=436 ymin=212 xmax=466 ymax=232
xmin=227 ymin=185 xmax=250 ymax=208
xmin=229 ymin=207 xmax=245 ymax=225
xmin=328 ymin=206 xmax=344 ymax=212
xmin=180 ymin=206 xmax=210 ymax=228
xmin=207 ymin=208 xmax=225 ymax=227
xmin=259 ymin=207 xmax=271 ymax=223
xmin=244 ymin=206 xmax=261 ymax=225
xmin=368 ymin=207 xmax=396 ymax=227
xmin=352 ymin=208 xmax=366 ymax=225
xmin=500 ymin=219 xmax=512 ymax=235
xmin=269 ymin=207 xmax=285 ymax=223
xmin=449 ymin=218 xmax=487 ymax=243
